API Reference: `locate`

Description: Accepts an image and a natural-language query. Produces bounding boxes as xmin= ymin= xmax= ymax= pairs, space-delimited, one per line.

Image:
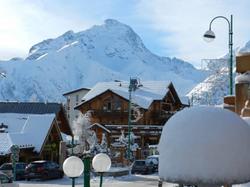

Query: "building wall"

xmin=79 ymin=90 xmax=181 ymax=126
xmin=64 ymin=89 xmax=89 ymax=127
xmin=226 ymin=54 xmax=250 ymax=116
xmin=235 ymin=83 xmax=249 ymax=115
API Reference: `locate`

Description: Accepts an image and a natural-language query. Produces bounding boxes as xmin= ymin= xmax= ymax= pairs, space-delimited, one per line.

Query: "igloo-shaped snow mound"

xmin=159 ymin=106 xmax=250 ymax=185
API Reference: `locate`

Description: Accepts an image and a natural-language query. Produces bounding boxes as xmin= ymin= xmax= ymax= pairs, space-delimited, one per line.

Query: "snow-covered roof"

xmin=63 ymin=87 xmax=90 ymax=96
xmin=242 ymin=117 xmax=250 ymax=125
xmin=79 ymin=81 xmax=171 ymax=109
xmin=88 ymin=123 xmax=111 ymax=133
xmin=235 ymin=71 xmax=250 ymax=84
xmin=159 ymin=106 xmax=250 ymax=185
xmin=0 ymin=102 xmax=62 ymax=114
xmin=0 ymin=113 xmax=56 ymax=155
xmin=179 ymin=96 xmax=189 ymax=105
xmin=61 ymin=132 xmax=68 ymax=142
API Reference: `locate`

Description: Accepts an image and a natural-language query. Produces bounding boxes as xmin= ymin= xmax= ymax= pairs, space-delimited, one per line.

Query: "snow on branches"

xmin=71 ymin=111 xmax=110 ymax=156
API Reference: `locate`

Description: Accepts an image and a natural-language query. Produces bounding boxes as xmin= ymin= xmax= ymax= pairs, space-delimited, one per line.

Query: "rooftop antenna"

xmin=129 ymin=78 xmax=138 ymax=91
xmin=0 ymin=72 xmax=6 ymax=78
xmin=137 ymin=78 xmax=143 ymax=87
xmin=127 ymin=77 xmax=139 ymax=161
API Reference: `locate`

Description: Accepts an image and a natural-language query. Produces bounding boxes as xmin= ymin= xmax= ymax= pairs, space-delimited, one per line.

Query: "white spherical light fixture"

xmin=63 ymin=156 xmax=84 ymax=178
xmin=92 ymin=153 xmax=111 ymax=172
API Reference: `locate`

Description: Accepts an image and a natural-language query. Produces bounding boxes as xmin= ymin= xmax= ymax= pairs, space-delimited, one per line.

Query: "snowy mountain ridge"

xmin=188 ymin=42 xmax=250 ymax=105
xmin=0 ymin=19 xmax=208 ymax=102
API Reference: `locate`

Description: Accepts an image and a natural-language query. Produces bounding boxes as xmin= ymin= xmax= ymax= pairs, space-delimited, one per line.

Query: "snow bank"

xmin=159 ymin=106 xmax=250 ymax=185
xmin=242 ymin=117 xmax=250 ymax=125
xmin=235 ymin=71 xmax=250 ymax=83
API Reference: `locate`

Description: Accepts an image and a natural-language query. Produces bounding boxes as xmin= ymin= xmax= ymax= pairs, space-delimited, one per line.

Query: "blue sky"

xmin=0 ymin=0 xmax=250 ymax=67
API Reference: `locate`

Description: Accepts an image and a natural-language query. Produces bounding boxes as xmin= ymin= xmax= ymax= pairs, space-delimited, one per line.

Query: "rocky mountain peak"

xmin=0 ymin=19 xmax=207 ymax=102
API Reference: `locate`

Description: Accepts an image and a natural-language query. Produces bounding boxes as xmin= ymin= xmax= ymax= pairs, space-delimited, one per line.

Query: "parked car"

xmin=0 ymin=162 xmax=27 ymax=180
xmin=25 ymin=160 xmax=64 ymax=180
xmin=131 ymin=160 xmax=154 ymax=174
xmin=0 ymin=171 xmax=12 ymax=184
xmin=146 ymin=155 xmax=159 ymax=171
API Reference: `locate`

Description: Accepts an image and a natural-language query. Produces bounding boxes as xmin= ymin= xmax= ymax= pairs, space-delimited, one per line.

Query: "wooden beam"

xmin=236 ymin=54 xmax=250 ymax=73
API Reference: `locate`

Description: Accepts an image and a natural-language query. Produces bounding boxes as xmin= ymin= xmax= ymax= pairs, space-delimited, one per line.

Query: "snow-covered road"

xmin=16 ymin=174 xmax=175 ymax=187
xmin=12 ymin=174 xmax=250 ymax=187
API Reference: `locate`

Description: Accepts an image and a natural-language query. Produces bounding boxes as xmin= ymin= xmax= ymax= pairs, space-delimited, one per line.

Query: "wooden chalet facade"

xmin=224 ymin=53 xmax=250 ymax=117
xmin=75 ymin=81 xmax=188 ymax=160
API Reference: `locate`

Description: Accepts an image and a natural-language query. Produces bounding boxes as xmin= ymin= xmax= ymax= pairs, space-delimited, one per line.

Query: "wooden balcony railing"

xmin=150 ymin=111 xmax=175 ymax=119
xmin=92 ymin=109 xmax=129 ymax=117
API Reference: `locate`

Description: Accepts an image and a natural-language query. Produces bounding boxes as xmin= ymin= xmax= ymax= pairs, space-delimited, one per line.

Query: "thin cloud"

xmin=135 ymin=0 xmax=250 ymax=67
xmin=0 ymin=0 xmax=250 ymax=67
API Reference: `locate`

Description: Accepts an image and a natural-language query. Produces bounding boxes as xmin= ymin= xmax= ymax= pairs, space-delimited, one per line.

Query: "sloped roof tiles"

xmin=0 ymin=102 xmax=62 ymax=114
xmin=0 ymin=113 xmax=56 ymax=155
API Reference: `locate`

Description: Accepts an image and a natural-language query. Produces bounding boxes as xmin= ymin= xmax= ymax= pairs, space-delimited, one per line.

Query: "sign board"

xmin=11 ymin=154 xmax=19 ymax=162
xmin=10 ymin=145 xmax=20 ymax=154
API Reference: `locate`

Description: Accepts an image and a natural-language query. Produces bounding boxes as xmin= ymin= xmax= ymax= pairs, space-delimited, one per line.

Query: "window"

xmin=114 ymin=97 xmax=122 ymax=110
xmin=76 ymin=95 xmax=79 ymax=102
xmin=161 ymin=102 xmax=172 ymax=111
xmin=248 ymin=84 xmax=250 ymax=99
xmin=103 ymin=98 xmax=112 ymax=111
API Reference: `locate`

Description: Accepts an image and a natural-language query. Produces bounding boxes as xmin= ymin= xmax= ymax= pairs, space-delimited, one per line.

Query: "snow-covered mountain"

xmin=0 ymin=19 xmax=207 ymax=102
xmin=188 ymin=42 xmax=250 ymax=105
xmin=188 ymin=58 xmax=230 ymax=105
xmin=239 ymin=41 xmax=250 ymax=54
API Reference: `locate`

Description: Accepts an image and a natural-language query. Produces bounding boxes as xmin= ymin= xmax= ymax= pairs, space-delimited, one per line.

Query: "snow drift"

xmin=159 ymin=106 xmax=250 ymax=185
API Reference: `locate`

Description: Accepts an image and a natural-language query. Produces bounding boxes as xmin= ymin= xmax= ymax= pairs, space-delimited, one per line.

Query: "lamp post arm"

xmin=208 ymin=15 xmax=234 ymax=95
xmin=208 ymin=16 xmax=230 ymax=30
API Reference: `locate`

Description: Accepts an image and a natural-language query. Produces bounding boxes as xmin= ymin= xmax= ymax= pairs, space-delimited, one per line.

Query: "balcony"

xmin=92 ymin=109 xmax=128 ymax=117
xmin=150 ymin=111 xmax=174 ymax=119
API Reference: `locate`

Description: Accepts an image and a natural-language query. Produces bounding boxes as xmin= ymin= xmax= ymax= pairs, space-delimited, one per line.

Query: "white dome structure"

xmin=159 ymin=106 xmax=250 ymax=185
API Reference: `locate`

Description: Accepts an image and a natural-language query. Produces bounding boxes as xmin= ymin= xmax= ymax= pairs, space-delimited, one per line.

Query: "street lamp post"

xmin=83 ymin=155 xmax=91 ymax=187
xmin=127 ymin=78 xmax=138 ymax=161
xmin=66 ymin=135 xmax=80 ymax=186
xmin=127 ymin=79 xmax=132 ymax=161
xmin=10 ymin=145 xmax=20 ymax=181
xmin=203 ymin=15 xmax=233 ymax=95
xmin=92 ymin=153 xmax=111 ymax=187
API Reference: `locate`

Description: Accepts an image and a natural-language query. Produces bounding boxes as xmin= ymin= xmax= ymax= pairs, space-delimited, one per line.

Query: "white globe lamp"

xmin=63 ymin=156 xmax=84 ymax=187
xmin=92 ymin=153 xmax=111 ymax=187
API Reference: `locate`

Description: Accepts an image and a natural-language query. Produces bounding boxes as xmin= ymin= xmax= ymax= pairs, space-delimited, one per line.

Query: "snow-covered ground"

xmin=16 ymin=174 xmax=174 ymax=187
xmin=14 ymin=174 xmax=250 ymax=187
